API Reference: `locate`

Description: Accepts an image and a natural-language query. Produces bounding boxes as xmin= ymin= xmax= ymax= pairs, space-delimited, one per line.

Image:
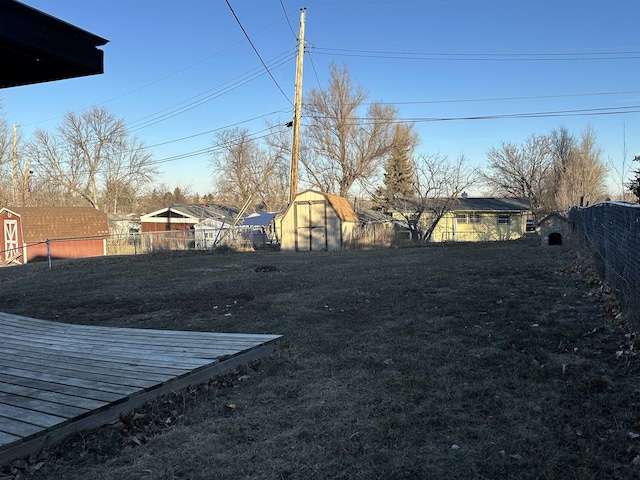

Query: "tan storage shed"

xmin=280 ymin=190 xmax=358 ymax=251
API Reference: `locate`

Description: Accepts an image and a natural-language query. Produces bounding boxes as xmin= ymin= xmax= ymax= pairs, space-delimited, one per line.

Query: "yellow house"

xmin=403 ymin=197 xmax=531 ymax=242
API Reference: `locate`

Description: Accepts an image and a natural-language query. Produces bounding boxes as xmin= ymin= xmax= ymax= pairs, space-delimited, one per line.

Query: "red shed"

xmin=0 ymin=207 xmax=109 ymax=263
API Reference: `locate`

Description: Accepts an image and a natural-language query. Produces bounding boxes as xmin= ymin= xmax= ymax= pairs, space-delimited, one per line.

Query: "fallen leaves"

xmin=0 ymin=456 xmax=45 ymax=480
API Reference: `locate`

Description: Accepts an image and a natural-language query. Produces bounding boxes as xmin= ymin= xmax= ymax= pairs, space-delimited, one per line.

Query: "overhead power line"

xmin=119 ymin=109 xmax=291 ymax=154
xmin=32 ymin=124 xmax=290 ymax=177
xmin=369 ymin=90 xmax=640 ymax=107
xmin=127 ymin=48 xmax=296 ymax=132
xmin=304 ymin=104 xmax=640 ymax=126
xmin=279 ymin=0 xmax=297 ymax=39
xmin=309 ymin=46 xmax=640 ymax=61
xmin=19 ymin=17 xmax=295 ymax=129
xmin=225 ymin=0 xmax=292 ymax=104
xmin=126 ymin=126 xmax=288 ymax=169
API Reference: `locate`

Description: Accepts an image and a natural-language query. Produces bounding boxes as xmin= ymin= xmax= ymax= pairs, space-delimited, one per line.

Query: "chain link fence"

xmin=569 ymin=202 xmax=640 ymax=328
xmin=0 ymin=228 xmax=271 ymax=268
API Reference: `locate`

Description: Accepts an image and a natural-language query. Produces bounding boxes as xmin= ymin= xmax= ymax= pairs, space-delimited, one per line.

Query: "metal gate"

xmin=294 ymin=200 xmax=327 ymax=251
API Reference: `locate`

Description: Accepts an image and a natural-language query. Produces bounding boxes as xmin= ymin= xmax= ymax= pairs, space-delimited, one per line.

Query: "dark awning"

xmin=0 ymin=1 xmax=108 ymax=89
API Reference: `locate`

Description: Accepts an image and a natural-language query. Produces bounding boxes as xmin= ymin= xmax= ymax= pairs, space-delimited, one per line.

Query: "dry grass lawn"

xmin=1 ymin=238 xmax=639 ymax=479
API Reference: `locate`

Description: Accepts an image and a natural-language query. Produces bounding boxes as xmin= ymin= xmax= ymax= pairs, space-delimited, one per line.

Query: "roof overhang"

xmin=0 ymin=1 xmax=108 ymax=89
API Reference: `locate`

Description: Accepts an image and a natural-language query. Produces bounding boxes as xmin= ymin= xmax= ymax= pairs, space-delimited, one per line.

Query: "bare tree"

xmin=135 ymin=183 xmax=199 ymax=212
xmin=102 ymin=137 xmax=157 ymax=213
xmin=303 ymin=63 xmax=399 ymax=197
xmin=482 ymin=134 xmax=552 ymax=213
xmin=24 ymin=106 xmax=156 ymax=212
xmin=23 ymin=176 xmax=79 ymax=207
xmin=0 ymin=101 xmax=13 ymax=206
xmin=395 ymin=154 xmax=476 ymax=241
xmin=210 ymin=127 xmax=289 ymax=211
xmin=551 ymin=126 xmax=608 ymax=209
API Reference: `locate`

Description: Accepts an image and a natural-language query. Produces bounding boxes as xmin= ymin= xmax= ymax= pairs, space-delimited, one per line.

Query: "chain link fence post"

xmin=46 ymin=239 xmax=52 ymax=269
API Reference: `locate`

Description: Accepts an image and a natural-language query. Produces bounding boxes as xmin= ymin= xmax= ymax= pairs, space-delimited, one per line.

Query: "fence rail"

xmin=0 ymin=225 xmax=284 ymax=268
xmin=569 ymin=202 xmax=640 ymax=329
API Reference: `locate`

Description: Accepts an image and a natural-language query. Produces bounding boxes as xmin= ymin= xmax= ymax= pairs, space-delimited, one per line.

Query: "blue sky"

xmin=3 ymin=0 xmax=640 ymax=198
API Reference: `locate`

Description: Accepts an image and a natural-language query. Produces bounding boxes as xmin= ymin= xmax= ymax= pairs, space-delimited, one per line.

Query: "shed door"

xmin=3 ymin=220 xmax=19 ymax=259
xmin=294 ymin=201 xmax=327 ymax=251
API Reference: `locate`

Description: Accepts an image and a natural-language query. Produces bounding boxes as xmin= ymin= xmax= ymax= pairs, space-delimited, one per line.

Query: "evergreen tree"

xmin=628 ymin=156 xmax=640 ymax=202
xmin=374 ymin=123 xmax=417 ymax=210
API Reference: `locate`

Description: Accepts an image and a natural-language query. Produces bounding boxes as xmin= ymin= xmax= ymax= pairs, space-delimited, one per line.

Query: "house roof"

xmin=141 ymin=204 xmax=241 ymax=222
xmin=451 ymin=197 xmax=531 ymax=212
xmin=392 ymin=196 xmax=530 ymax=214
xmin=0 ymin=1 xmax=108 ymax=89
xmin=2 ymin=207 xmax=109 ymax=242
xmin=356 ymin=208 xmax=394 ymax=224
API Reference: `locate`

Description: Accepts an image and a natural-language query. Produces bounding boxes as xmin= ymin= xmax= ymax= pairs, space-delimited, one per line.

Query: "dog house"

xmin=280 ymin=190 xmax=358 ymax=251
xmin=538 ymin=213 xmax=572 ymax=247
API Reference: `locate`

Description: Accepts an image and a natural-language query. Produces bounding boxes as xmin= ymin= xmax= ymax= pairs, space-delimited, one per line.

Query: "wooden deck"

xmin=0 ymin=312 xmax=282 ymax=466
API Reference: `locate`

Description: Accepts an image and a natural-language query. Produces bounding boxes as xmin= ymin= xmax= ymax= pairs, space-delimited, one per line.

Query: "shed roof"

xmin=2 ymin=207 xmax=109 ymax=242
xmin=326 ymin=193 xmax=359 ymax=223
xmin=294 ymin=190 xmax=359 ymax=223
xmin=0 ymin=1 xmax=108 ymax=89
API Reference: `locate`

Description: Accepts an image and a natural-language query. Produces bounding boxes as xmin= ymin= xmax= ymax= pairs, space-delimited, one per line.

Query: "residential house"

xmin=140 ymin=204 xmax=240 ymax=233
xmin=394 ymin=197 xmax=531 ymax=242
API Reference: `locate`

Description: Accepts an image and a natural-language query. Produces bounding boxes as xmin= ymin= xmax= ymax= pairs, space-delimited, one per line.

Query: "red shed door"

xmin=3 ymin=220 xmax=19 ymax=259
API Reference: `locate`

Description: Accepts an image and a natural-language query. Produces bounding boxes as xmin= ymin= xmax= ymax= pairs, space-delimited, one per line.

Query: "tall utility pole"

xmin=289 ymin=7 xmax=306 ymax=204
xmin=12 ymin=124 xmax=18 ymax=205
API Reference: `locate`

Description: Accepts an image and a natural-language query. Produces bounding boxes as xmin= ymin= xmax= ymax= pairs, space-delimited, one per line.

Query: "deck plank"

xmin=0 ymin=392 xmax=89 ymax=419
xmin=0 ymin=381 xmax=108 ymax=411
xmin=0 ymin=312 xmax=282 ymax=467
xmin=0 ymin=373 xmax=126 ymax=404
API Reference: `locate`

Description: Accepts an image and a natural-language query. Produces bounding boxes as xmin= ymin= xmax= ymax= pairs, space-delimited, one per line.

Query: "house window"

xmin=469 ymin=214 xmax=481 ymax=224
xmin=497 ymin=214 xmax=511 ymax=225
xmin=455 ymin=213 xmax=467 ymax=224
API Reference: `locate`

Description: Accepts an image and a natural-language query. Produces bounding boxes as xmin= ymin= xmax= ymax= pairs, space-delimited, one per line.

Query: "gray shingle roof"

xmin=143 ymin=204 xmax=241 ymax=222
xmin=451 ymin=197 xmax=530 ymax=212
